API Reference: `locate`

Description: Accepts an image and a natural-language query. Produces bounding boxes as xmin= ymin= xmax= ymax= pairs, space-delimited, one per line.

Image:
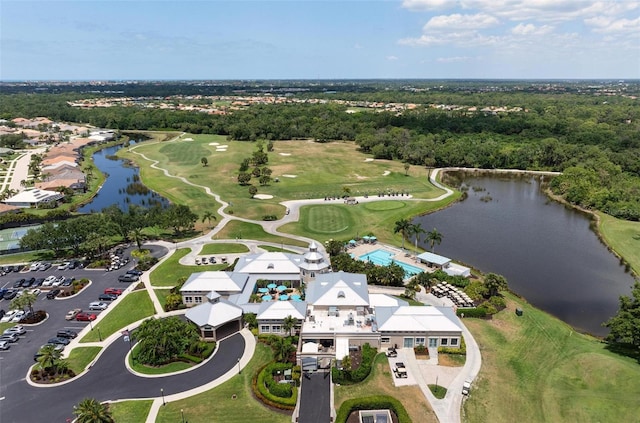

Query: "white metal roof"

xmin=416 ymin=252 xmax=451 ymax=266
xmin=305 ymin=272 xmax=369 ymax=307
xmin=375 ymin=306 xmax=461 ymax=333
xmin=257 ymin=300 xmax=306 ymax=320
xmin=180 ymin=271 xmax=247 ymax=293
xmin=185 ymin=299 xmax=243 ymax=328
xmin=234 ymin=252 xmax=303 ymax=275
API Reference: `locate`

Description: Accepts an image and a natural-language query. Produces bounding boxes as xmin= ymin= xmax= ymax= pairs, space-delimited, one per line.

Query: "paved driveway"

xmin=298 ymin=370 xmax=331 ymax=423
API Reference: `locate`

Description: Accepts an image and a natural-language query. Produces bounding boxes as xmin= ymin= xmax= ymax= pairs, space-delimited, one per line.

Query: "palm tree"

xmin=283 ymin=315 xmax=297 ymax=337
xmin=393 ymin=218 xmax=411 ymax=249
xmin=37 ymin=345 xmax=62 ymax=370
xmin=426 ymin=228 xmax=443 ymax=253
xmin=271 ymin=336 xmax=295 ymax=362
xmin=74 ymin=398 xmax=114 ymax=423
xmin=409 ymin=223 xmax=425 ymax=253
xmin=11 ymin=290 xmax=38 ymax=315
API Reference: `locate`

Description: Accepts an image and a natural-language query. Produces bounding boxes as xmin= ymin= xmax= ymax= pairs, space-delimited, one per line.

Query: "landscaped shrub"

xmin=457 ymin=307 xmax=488 ymax=318
xmin=335 ymin=396 xmax=411 ymax=423
xmin=438 ymin=337 xmax=466 ymax=355
xmin=252 ymin=362 xmax=297 ymax=410
xmin=332 ymin=344 xmax=377 ymax=384
xmin=489 ymin=295 xmax=507 ymax=310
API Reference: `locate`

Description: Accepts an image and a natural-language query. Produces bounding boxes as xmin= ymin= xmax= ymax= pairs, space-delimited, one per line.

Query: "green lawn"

xmin=155 ymin=343 xmax=290 ymax=423
xmin=597 ymin=212 xmax=640 ymax=276
xmin=200 ymin=243 xmax=249 ymax=254
xmin=153 ymin=288 xmax=172 ymax=310
xmin=118 ymin=136 xmax=446 ymax=221
xmin=66 ymin=346 xmax=102 ymax=374
xmin=213 ymin=220 xmax=309 ymax=247
xmin=0 ymin=251 xmax=42 ymax=265
xmin=109 ymin=400 xmax=153 ymax=423
xmin=127 ymin=343 xmax=192 ymax=374
xmin=462 ymin=292 xmax=640 ymax=423
xmin=279 ymin=195 xmax=459 ymax=246
xmin=80 ymin=290 xmax=155 ymax=343
xmin=149 ymin=248 xmax=227 ymax=287
xmin=258 ymin=245 xmax=298 ymax=253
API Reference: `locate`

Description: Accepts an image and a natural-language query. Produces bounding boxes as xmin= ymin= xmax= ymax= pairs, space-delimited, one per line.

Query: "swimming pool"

xmin=358 ymin=249 xmax=425 ymax=278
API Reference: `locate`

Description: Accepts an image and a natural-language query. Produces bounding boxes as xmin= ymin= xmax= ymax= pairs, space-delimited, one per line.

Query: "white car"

xmin=462 ymin=380 xmax=472 ymax=395
xmin=30 ymin=288 xmax=41 ymax=296
xmin=57 ymin=262 xmax=71 ymax=270
xmin=10 ymin=310 xmax=25 ymax=322
xmin=3 ymin=325 xmax=26 ymax=335
xmin=42 ymin=275 xmax=57 ymax=287
xmin=0 ymin=310 xmax=18 ymax=323
xmin=29 ymin=262 xmax=41 ymax=272
xmin=88 ymin=301 xmax=108 ymax=311
xmin=0 ymin=340 xmax=10 ymax=350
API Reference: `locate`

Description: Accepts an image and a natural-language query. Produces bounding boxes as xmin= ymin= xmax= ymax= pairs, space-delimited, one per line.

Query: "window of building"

xmin=272 ymin=325 xmax=282 ymax=333
xmin=381 ymin=337 xmax=390 ymax=344
xmin=415 ymin=337 xmax=426 ymax=346
xmin=261 ymin=325 xmax=270 ymax=333
xmin=194 ymin=297 xmax=202 ymax=303
xmin=441 ymin=338 xmax=448 ymax=346
xmin=184 ymin=297 xmax=193 ymax=303
xmin=450 ymin=338 xmax=458 ymax=346
xmin=337 ymin=290 xmax=345 ymax=298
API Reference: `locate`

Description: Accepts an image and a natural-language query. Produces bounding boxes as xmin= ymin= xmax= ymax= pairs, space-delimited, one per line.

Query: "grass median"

xmin=155 ymin=342 xmax=290 ymax=423
xmin=149 ymin=248 xmax=227 ymax=287
xmin=80 ymin=290 xmax=155 ymax=343
xmin=109 ymin=400 xmax=153 ymax=423
xmin=462 ymin=292 xmax=640 ymax=423
xmin=334 ymin=353 xmax=438 ymax=423
xmin=66 ymin=346 xmax=102 ymax=374
xmin=200 ymin=243 xmax=249 ymax=254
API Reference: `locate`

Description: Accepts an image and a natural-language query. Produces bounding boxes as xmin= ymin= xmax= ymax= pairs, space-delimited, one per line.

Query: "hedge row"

xmin=252 ymin=362 xmax=297 ymax=410
xmin=456 ymin=307 xmax=489 ymax=318
xmin=332 ymin=344 xmax=377 ymax=385
xmin=263 ymin=362 xmax=294 ymax=398
xmin=335 ymin=396 xmax=412 ymax=423
xmin=438 ymin=337 xmax=466 ymax=355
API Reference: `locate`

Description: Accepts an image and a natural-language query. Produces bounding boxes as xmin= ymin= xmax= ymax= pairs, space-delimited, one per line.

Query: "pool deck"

xmin=349 ymin=242 xmax=434 ymax=279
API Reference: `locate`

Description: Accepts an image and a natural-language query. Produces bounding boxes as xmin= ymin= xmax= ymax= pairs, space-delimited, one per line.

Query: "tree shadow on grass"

xmin=604 ymin=341 xmax=640 ymax=364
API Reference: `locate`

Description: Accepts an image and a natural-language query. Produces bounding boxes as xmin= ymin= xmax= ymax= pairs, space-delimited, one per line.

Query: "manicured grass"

xmin=438 ymin=353 xmax=466 ymax=367
xmin=334 ymin=353 xmax=438 ymax=423
xmin=66 ymin=346 xmax=102 ymax=374
xmin=428 ymin=384 xmax=447 ymax=399
xmin=128 ymin=344 xmax=192 ymax=374
xmin=280 ymin=195 xmax=459 ymax=246
xmin=80 ymin=290 xmax=155 ymax=343
xmin=258 ymin=245 xmax=298 ymax=253
xmin=0 ymin=251 xmax=42 ymax=265
xmin=118 ymin=136 xmax=446 ymax=221
xmin=597 ymin=212 xmax=640 ymax=276
xmin=213 ymin=220 xmax=309 ymax=247
xmin=109 ymin=400 xmax=153 ymax=423
xmin=155 ymin=343 xmax=290 ymax=423
xmin=200 ymin=243 xmax=249 ymax=254
xmin=153 ymin=288 xmax=172 ymax=310
xmin=462 ymin=292 xmax=640 ymax=423
xmin=149 ymin=248 xmax=227 ymax=287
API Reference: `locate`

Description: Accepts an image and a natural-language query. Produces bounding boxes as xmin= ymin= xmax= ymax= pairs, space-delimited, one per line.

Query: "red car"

xmin=104 ymin=288 xmax=123 ymax=296
xmin=75 ymin=312 xmax=97 ymax=322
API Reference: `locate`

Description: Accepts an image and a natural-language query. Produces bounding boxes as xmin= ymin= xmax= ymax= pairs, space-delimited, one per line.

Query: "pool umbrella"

xmin=258 ymin=287 xmax=269 ymax=293
xmin=279 ymin=295 xmax=289 ymax=301
xmin=277 ymin=285 xmax=287 ymax=291
xmin=262 ymin=295 xmax=272 ymax=301
xmin=362 ymin=236 xmax=370 ymax=242
xmin=349 ymin=239 xmax=356 ymax=244
xmin=267 ymin=283 xmax=277 ymax=289
xmin=370 ymin=236 xmax=377 ymax=242
xmin=290 ymin=294 xmax=301 ymax=301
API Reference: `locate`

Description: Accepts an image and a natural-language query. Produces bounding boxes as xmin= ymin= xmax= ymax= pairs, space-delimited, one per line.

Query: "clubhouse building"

xmin=182 ymin=242 xmax=463 ymax=366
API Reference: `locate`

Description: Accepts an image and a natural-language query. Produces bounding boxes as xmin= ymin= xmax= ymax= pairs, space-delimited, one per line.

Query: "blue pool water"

xmin=358 ymin=249 xmax=424 ymax=278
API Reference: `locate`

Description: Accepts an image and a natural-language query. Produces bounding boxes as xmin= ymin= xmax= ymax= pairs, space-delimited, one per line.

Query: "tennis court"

xmin=0 ymin=226 xmax=40 ymax=252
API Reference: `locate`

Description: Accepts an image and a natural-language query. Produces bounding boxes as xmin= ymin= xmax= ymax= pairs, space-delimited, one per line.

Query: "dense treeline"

xmin=1 ymin=89 xmax=639 ymax=220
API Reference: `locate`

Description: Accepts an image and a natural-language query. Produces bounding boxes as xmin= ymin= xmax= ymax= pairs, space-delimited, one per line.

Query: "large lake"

xmin=78 ymin=143 xmax=168 ymax=213
xmin=414 ymin=172 xmax=635 ymax=337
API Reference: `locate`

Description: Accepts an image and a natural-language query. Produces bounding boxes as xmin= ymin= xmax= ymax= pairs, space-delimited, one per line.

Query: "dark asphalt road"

xmin=0 ymin=245 xmax=247 ymax=422
xmin=298 ymin=371 xmax=331 ymax=423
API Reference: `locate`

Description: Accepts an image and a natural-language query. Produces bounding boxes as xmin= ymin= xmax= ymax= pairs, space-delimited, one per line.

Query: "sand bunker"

xmin=282 ymin=174 xmax=298 ymax=178
xmin=253 ymin=194 xmax=274 ymax=200
xmin=183 ymin=137 xmax=194 ymax=141
xmin=279 ymin=153 xmax=291 ymax=156
xmin=216 ymin=148 xmax=227 ymax=151
xmin=382 ymin=171 xmax=391 ymax=176
xmin=209 ymin=142 xmax=220 ymax=146
xmin=364 ymin=158 xmax=375 ymax=162
xmin=218 ymin=145 xmax=228 ymax=148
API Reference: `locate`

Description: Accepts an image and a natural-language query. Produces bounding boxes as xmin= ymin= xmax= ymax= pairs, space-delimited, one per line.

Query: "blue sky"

xmin=1 ymin=0 xmax=638 ymax=80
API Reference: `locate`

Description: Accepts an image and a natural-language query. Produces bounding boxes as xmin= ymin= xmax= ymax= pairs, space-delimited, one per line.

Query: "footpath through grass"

xmin=597 ymin=212 xmax=640 ymax=276
xmin=149 ymin=248 xmax=227 ymax=287
xmin=334 ymin=353 xmax=438 ymax=423
xmin=80 ymin=290 xmax=155 ymax=343
xmin=155 ymin=342 xmax=290 ymax=423
xmin=462 ymin=292 xmax=640 ymax=423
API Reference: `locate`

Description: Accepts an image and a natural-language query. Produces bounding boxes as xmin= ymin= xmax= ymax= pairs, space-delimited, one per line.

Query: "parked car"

xmin=57 ymin=262 xmax=71 ymax=270
xmin=75 ymin=312 xmax=97 ymax=321
xmin=21 ymin=277 xmax=35 ymax=288
xmin=46 ymin=289 xmax=61 ymax=300
xmin=47 ymin=337 xmax=70 ymax=346
xmin=2 ymin=266 xmax=12 ymax=273
xmin=0 ymin=309 xmax=4 ymax=320
xmin=118 ymin=274 xmax=138 ymax=283
xmin=3 ymin=325 xmax=26 ymax=335
xmin=12 ymin=279 xmax=24 ymax=288
xmin=462 ymin=380 xmax=472 ymax=395
xmin=0 ymin=287 xmax=7 ymax=297
xmin=0 ymin=340 xmax=10 ymax=350
xmin=3 ymin=289 xmax=17 ymax=300
xmin=30 ymin=288 xmax=41 ymax=296
xmin=33 ymin=277 xmax=45 ymax=287
xmin=34 ymin=344 xmax=64 ymax=361
xmin=0 ymin=310 xmax=18 ymax=323
xmin=104 ymin=288 xmax=123 ymax=296
xmin=56 ymin=329 xmax=78 ymax=339
xmin=201 ymin=257 xmax=208 ymax=264
xmin=0 ymin=333 xmax=19 ymax=343
xmin=65 ymin=308 xmax=82 ymax=320
xmin=61 ymin=277 xmax=75 ymax=287
xmin=10 ymin=310 xmax=25 ymax=322
xmin=38 ymin=262 xmax=52 ymax=271
xmin=98 ymin=294 xmax=118 ymax=302
xmin=42 ymin=275 xmax=57 ymax=287
xmin=88 ymin=301 xmax=108 ymax=311
xmin=126 ymin=269 xmax=143 ymax=276
xmin=29 ymin=262 xmax=41 ymax=272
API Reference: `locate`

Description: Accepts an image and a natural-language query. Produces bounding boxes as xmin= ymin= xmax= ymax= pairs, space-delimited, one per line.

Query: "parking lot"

xmin=0 ymin=246 xmax=161 ymax=396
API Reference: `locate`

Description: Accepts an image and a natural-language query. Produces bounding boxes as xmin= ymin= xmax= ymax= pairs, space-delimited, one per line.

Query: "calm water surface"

xmin=78 ymin=143 xmax=168 ymax=213
xmin=414 ymin=173 xmax=635 ymax=336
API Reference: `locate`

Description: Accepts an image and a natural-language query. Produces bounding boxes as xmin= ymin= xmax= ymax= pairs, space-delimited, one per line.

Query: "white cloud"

xmin=585 ymin=16 xmax=640 ymax=34
xmin=424 ymin=13 xmax=499 ymax=30
xmin=386 ymin=55 xmax=399 ymax=60
xmin=436 ymin=56 xmax=473 ymax=63
xmin=401 ymin=0 xmax=458 ymax=11
xmin=511 ymin=23 xmax=553 ymax=35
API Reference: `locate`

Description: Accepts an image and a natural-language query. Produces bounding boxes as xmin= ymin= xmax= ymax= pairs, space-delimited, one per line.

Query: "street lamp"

xmin=237 ymin=358 xmax=241 ymax=374
xmin=181 ymin=409 xmax=185 ymax=423
xmin=161 ymin=388 xmax=165 ymax=406
xmin=97 ymin=327 xmax=102 ymax=342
